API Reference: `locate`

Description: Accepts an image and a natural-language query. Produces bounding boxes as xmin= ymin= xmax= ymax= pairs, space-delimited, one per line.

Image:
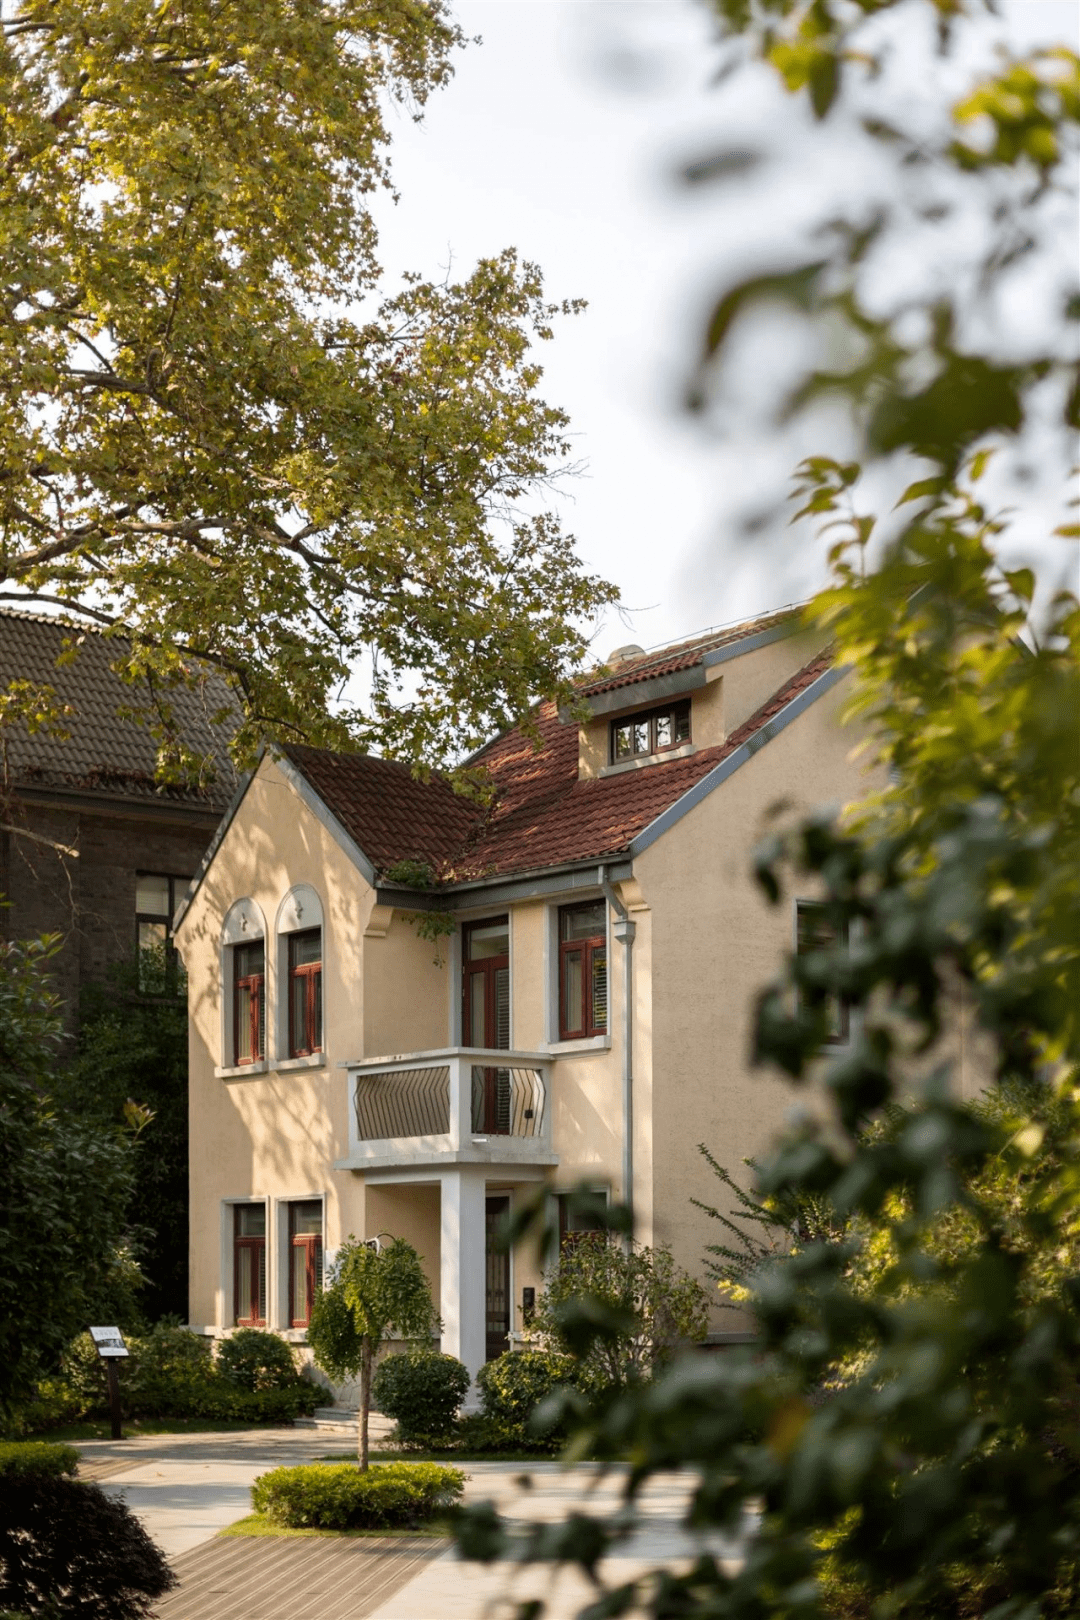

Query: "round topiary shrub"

xmin=476 ymin=1349 xmax=576 ymax=1431
xmin=251 ymin=1460 xmax=465 ymax=1529
xmin=124 ymin=1320 xmax=214 ymax=1416
xmin=217 ymin=1328 xmax=298 ymax=1392
xmin=372 ymin=1350 xmax=470 ymax=1444
xmin=0 ymin=1474 xmax=176 ymax=1619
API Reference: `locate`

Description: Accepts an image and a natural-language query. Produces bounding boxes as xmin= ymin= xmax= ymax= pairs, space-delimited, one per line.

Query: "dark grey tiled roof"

xmin=0 ymin=609 xmax=238 ymax=812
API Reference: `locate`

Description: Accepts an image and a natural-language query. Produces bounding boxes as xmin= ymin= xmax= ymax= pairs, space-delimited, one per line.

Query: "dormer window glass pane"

xmin=610 ymin=700 xmax=690 ymax=764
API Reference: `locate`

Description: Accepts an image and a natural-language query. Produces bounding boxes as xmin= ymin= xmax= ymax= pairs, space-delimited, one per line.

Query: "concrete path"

xmin=80 ymin=1419 xmax=387 ymax=1558
xmin=76 ymin=1426 xmax=746 ymax=1620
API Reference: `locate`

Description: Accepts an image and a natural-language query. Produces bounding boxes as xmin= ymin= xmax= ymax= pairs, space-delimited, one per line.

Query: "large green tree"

xmin=0 ymin=0 xmax=614 ymax=775
xmin=454 ymin=3 xmax=1080 ymax=1615
xmin=0 ymin=931 xmax=139 ymax=1417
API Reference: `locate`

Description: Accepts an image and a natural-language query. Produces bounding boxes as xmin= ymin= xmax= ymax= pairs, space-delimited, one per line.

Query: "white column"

xmin=440 ymin=1168 xmax=487 ymax=1402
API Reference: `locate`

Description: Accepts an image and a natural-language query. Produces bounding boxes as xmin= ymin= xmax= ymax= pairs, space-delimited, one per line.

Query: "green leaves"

xmin=0 ymin=2 xmax=615 ymax=776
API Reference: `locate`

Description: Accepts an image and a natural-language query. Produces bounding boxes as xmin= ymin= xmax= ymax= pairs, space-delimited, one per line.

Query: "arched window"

xmin=275 ymin=885 xmax=324 ymax=1061
xmin=221 ymin=900 xmax=268 ymax=1067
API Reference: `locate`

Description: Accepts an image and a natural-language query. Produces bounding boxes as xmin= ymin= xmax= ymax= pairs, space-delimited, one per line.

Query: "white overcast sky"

xmin=371 ymin=0 xmax=1080 ymax=659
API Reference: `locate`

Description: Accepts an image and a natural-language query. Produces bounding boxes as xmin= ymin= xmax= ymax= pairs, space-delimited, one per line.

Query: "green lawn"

xmin=220 ymin=1513 xmax=450 ymax=1540
xmin=26 ymin=1416 xmax=294 ymax=1443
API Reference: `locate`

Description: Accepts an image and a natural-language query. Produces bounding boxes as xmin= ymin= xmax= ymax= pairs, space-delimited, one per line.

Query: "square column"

xmin=439 ymin=1168 xmax=487 ymax=1400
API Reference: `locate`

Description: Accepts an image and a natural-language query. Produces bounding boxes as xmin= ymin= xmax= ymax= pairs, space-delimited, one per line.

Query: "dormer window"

xmin=610 ymin=699 xmax=691 ymax=763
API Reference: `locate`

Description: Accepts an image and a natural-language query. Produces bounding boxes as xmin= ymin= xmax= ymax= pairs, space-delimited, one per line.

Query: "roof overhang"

xmin=375 ymin=856 xmax=634 ymax=912
xmin=563 ymin=616 xmax=800 ymax=723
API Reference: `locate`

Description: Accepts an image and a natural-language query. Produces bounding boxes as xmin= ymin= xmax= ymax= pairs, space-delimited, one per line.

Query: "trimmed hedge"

xmin=251 ymin=1461 xmax=465 ymax=1529
xmin=0 ymin=1474 xmax=176 ymax=1619
xmin=0 ymin=1442 xmax=79 ymax=1479
xmin=372 ymin=1351 xmax=470 ymax=1444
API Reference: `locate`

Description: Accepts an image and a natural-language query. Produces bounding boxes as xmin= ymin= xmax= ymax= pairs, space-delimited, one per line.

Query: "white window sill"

xmin=272 ymin=1054 xmax=326 ymax=1074
xmin=544 ymin=1035 xmax=611 ymax=1056
xmin=216 ymin=1061 xmax=268 ymax=1081
xmin=601 ymin=742 xmax=696 ymax=778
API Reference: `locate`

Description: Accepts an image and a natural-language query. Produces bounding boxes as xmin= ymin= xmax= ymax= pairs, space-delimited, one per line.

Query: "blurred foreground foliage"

xmin=453 ymin=2 xmax=1080 ymax=1614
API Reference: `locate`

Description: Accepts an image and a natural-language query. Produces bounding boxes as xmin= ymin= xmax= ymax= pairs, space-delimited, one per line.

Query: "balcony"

xmin=336 ymin=1048 xmax=557 ymax=1172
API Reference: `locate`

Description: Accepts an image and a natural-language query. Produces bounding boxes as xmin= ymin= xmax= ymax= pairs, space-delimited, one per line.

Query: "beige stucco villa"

xmin=174 ymin=610 xmax=873 ymax=1388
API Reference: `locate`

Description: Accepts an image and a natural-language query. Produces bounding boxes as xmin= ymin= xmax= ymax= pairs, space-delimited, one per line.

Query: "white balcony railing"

xmin=338 ymin=1048 xmax=557 ymax=1171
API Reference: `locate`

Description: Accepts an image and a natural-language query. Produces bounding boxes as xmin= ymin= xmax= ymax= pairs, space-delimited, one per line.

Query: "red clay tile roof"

xmin=283 ymin=648 xmax=833 ymax=887
xmin=0 ymin=608 xmax=238 ymax=810
xmin=281 ymin=745 xmax=477 ymax=877
xmin=578 ymin=609 xmax=798 ymax=697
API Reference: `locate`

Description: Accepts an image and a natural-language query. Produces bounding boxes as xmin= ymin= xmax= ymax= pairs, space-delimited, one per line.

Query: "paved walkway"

xmin=76 ymin=1426 xmax=746 ymax=1620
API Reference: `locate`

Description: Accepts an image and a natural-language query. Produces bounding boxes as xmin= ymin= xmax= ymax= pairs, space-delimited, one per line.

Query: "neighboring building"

xmin=0 ymin=608 xmax=236 ymax=1025
xmin=174 ymin=611 xmax=873 ymax=1383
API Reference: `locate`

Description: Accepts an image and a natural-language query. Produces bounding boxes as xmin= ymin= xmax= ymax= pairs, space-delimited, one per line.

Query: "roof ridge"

xmin=0 ymin=604 xmax=117 ymax=636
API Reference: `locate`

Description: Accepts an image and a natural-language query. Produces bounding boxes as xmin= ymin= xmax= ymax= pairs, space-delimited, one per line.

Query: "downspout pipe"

xmin=599 ymin=865 xmax=635 ymax=1232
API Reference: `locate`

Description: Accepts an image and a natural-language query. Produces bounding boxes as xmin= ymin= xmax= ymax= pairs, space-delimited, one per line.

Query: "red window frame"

xmin=558 ymin=906 xmax=607 ymax=1041
xmin=233 ymin=1207 xmax=266 ymax=1327
xmin=288 ymin=1203 xmax=323 ymax=1329
xmin=288 ymin=929 xmax=322 ymax=1057
xmin=232 ymin=942 xmax=265 ymax=1066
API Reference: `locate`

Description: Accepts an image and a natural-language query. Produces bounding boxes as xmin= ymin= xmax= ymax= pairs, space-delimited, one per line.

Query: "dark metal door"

xmin=485 ymin=1195 xmax=511 ymax=1361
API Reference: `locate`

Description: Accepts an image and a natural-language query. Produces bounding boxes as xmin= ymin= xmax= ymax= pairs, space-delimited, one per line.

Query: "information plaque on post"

xmin=89 ymin=1326 xmax=129 ymax=1439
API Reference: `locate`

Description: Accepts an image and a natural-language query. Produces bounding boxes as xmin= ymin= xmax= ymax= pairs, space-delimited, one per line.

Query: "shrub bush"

xmin=216 ymin=1328 xmax=299 ymax=1391
xmin=477 ymin=1350 xmax=576 ymax=1431
xmin=0 ymin=1441 xmax=79 ymax=1479
xmin=251 ymin=1460 xmax=465 ymax=1529
xmin=51 ymin=1323 xmax=321 ymax=1427
xmin=372 ymin=1351 xmax=470 ymax=1444
xmin=454 ymin=1411 xmax=563 ymax=1456
xmin=0 ymin=1474 xmax=176 ymax=1619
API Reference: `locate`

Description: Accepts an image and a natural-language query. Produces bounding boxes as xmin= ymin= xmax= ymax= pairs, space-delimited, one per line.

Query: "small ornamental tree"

xmin=529 ymin=1235 xmax=710 ymax=1388
xmin=307 ymin=1237 xmax=437 ymax=1470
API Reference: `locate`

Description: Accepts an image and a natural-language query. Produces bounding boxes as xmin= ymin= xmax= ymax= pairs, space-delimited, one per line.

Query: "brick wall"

xmin=1 ymin=796 xmax=218 ymax=1032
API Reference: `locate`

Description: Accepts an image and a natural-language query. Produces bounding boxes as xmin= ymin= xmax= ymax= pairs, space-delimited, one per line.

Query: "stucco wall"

xmin=176 ymin=755 xmax=375 ymax=1331
xmin=636 ymin=675 xmax=873 ymax=1329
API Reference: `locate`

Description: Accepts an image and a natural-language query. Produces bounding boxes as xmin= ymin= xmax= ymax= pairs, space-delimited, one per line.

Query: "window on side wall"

xmin=610 ymin=699 xmax=690 ymax=764
xmin=556 ymin=1190 xmax=608 ymax=1251
xmin=289 ymin=1201 xmax=324 ymax=1328
xmin=234 ymin=1204 xmax=266 ymax=1326
xmin=795 ymin=900 xmax=850 ymax=1044
xmin=135 ymin=872 xmax=192 ymax=994
xmin=232 ymin=940 xmax=265 ymax=1065
xmin=288 ymin=928 xmax=323 ymax=1057
xmin=558 ymin=901 xmax=607 ymax=1040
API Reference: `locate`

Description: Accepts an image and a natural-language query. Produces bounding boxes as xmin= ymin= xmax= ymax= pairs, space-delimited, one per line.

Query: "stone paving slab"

xmin=153 ymin=1533 xmax=444 ymax=1620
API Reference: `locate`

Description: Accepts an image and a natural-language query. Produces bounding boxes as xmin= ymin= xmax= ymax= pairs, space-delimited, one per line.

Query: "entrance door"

xmin=485 ymin=1195 xmax=511 ymax=1361
xmin=463 ymin=917 xmax=511 ymax=1133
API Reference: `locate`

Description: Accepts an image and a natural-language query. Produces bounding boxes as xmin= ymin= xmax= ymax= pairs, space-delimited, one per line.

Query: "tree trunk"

xmin=358 ymin=1340 xmax=372 ymax=1471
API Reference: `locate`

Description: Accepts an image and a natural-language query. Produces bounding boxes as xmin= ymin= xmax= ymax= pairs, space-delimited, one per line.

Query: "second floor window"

xmin=610 ymin=699 xmax=690 ymax=763
xmin=233 ymin=940 xmax=265 ymax=1065
xmin=463 ymin=917 xmax=510 ymax=1050
xmin=288 ymin=929 xmax=323 ymax=1056
xmin=135 ymin=872 xmax=191 ymax=994
xmin=559 ymin=902 xmax=607 ymax=1040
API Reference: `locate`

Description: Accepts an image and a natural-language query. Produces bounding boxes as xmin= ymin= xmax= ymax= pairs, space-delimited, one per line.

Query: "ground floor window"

xmin=289 ymin=1200 xmax=324 ymax=1327
xmin=233 ymin=1204 xmax=266 ymax=1325
xmin=556 ymin=1190 xmax=608 ymax=1251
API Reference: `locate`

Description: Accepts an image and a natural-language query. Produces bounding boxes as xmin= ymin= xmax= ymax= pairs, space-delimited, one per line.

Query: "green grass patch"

xmin=220 ymin=1512 xmax=449 ymax=1540
xmin=28 ymin=1416 xmax=288 ymax=1444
